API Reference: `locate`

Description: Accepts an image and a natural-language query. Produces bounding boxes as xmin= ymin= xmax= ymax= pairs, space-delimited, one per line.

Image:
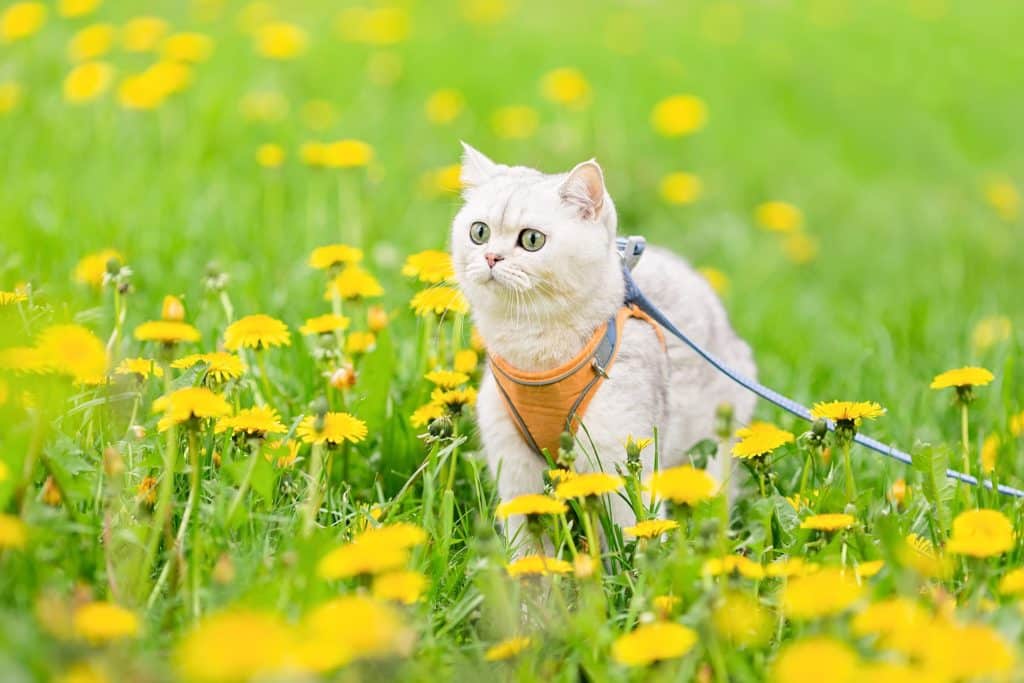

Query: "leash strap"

xmin=615 ymin=236 xmax=1024 ymax=498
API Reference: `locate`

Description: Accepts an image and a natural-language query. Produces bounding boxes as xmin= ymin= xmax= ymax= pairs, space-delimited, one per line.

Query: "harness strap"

xmin=615 ymin=242 xmax=1024 ymax=498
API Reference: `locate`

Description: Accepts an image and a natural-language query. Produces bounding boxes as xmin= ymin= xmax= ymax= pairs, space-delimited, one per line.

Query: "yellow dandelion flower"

xmin=782 ymin=567 xmax=863 ymax=620
xmin=539 ymin=67 xmax=591 ymax=108
xmin=1 ymin=2 xmax=46 ymax=43
xmin=732 ymin=421 xmax=794 ymax=459
xmin=256 ymin=143 xmax=285 ymax=168
xmin=772 ymin=637 xmax=858 ymax=683
xmin=900 ymin=533 xmax=952 ymax=579
xmin=336 ymin=7 xmax=410 ymax=46
xmin=68 ymin=24 xmax=115 ymax=62
xmin=323 ymin=139 xmax=373 ymax=168
xmin=215 ymin=405 xmax=286 ymax=436
xmin=367 ymin=306 xmax=389 ymax=331
xmin=998 ymin=567 xmax=1024 ymax=596
xmin=134 ymin=320 xmax=201 ymax=345
xmin=972 ymin=315 xmax=1012 ymax=351
xmin=496 ymin=494 xmax=567 ymax=519
xmin=0 ymin=514 xmax=27 ymax=550
xmin=852 ymin=559 xmax=884 ymax=578
xmin=652 ymin=595 xmax=680 ymax=618
xmin=799 ymin=513 xmax=855 ymax=532
xmin=491 ymin=105 xmax=539 ymax=139
xmin=946 ymin=508 xmax=1013 ymax=558
xmin=223 ymin=314 xmax=290 ymax=350
xmin=162 ymin=32 xmax=214 ymax=63
xmin=651 ymin=94 xmax=707 ymax=137
xmin=36 ymin=324 xmax=107 ymax=384
xmin=764 ymin=557 xmax=817 ymax=578
xmin=547 ymin=468 xmax=576 ymax=484
xmin=612 ymin=621 xmax=697 ymax=667
xmin=300 ymin=141 xmax=326 ymax=166
xmin=402 ymin=250 xmax=454 ymax=284
xmin=461 ymin=0 xmax=511 ymax=25
xmin=410 ymin=286 xmax=469 ymax=316
xmin=420 ymin=164 xmax=463 ymax=197
xmin=850 ymin=596 xmax=930 ymax=641
xmin=122 ymin=16 xmax=168 ymax=53
xmin=301 ymin=595 xmax=413 ymax=665
xmin=410 ymin=402 xmax=444 ymax=428
xmin=930 ymin=366 xmax=994 ymax=389
xmin=64 ymin=61 xmax=115 ymax=103
xmin=712 ymin=591 xmax=772 ymax=647
xmin=1012 ymin=410 xmax=1024 ymax=437
xmin=425 ymin=369 xmax=469 ymax=388
xmin=171 ymin=352 xmax=245 ymax=382
xmin=0 ymin=346 xmax=51 ymax=374
xmin=698 ymin=267 xmax=729 ymax=295
xmin=809 ymin=400 xmax=885 ymax=423
xmin=755 ymin=201 xmax=803 ymax=233
xmin=0 ymin=81 xmax=21 ymax=114
xmin=317 ymin=523 xmax=426 ymax=580
xmin=981 ymin=434 xmax=999 ymax=474
xmin=161 ymin=295 xmax=185 ymax=321
xmin=454 ymin=349 xmax=478 ymax=374
xmin=309 ymin=243 xmax=363 ymax=269
xmin=646 ymin=465 xmax=719 ymax=505
xmin=484 ymin=636 xmax=531 ymax=662
xmin=154 ymin=387 xmax=230 ymax=432
xmin=345 ymin=331 xmax=377 ymax=355
xmin=74 ymin=248 xmax=122 ymax=288
xmin=624 ymin=519 xmax=679 ymax=539
xmin=702 ymin=554 xmax=765 ymax=580
xmin=255 ymin=21 xmax=306 ymax=60
xmin=324 ymin=266 xmax=384 ymax=300
xmin=506 ymin=554 xmax=573 ymax=577
xmin=371 ymin=570 xmax=427 ymax=605
xmin=782 ymin=232 xmax=818 ymax=264
xmin=299 ymin=313 xmax=350 ymax=336
xmin=175 ymin=610 xmax=293 ymax=682
xmin=0 ymin=460 xmax=7 ymax=481
xmin=430 ymin=387 xmax=477 ymax=411
xmin=114 ymin=358 xmax=162 ymax=380
xmin=425 ymin=88 xmax=464 ymax=124
xmin=659 ymin=172 xmax=703 ymax=205
xmin=554 ymin=471 xmax=623 ymax=499
xmin=136 ymin=476 xmax=158 ymax=505
xmin=984 ymin=178 xmax=1020 ymax=221
xmin=72 ymin=602 xmax=139 ymax=643
xmin=0 ymin=290 xmax=26 ymax=305
xmin=297 ymin=411 xmax=367 ymax=446
xmin=59 ymin=0 xmax=100 ymax=19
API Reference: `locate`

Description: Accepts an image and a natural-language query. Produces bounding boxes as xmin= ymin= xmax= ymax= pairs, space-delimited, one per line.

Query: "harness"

xmin=489 ymin=305 xmax=665 ymax=459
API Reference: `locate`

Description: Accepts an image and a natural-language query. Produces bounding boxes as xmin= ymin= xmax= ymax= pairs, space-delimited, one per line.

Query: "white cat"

xmin=450 ymin=143 xmax=757 ymax=546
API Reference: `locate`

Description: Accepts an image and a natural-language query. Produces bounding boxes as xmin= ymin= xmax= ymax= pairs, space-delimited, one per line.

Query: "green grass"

xmin=1 ymin=0 xmax=1023 ymax=681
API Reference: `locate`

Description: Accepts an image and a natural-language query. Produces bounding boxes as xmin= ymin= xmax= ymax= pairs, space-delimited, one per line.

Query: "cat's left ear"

xmin=559 ymin=160 xmax=605 ymax=221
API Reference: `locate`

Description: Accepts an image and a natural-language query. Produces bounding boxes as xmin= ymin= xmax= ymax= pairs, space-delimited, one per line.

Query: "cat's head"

xmin=450 ymin=143 xmax=620 ymax=324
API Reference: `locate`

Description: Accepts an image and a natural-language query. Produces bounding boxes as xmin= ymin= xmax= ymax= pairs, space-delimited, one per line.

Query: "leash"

xmin=615 ymin=236 xmax=1024 ymax=498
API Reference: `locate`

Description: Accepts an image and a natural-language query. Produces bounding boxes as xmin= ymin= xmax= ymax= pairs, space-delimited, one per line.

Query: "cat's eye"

xmin=469 ymin=221 xmax=490 ymax=244
xmin=518 ymin=228 xmax=546 ymax=252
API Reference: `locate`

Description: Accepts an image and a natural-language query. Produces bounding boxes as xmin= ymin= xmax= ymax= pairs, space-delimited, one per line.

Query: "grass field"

xmin=1 ymin=0 xmax=1024 ymax=680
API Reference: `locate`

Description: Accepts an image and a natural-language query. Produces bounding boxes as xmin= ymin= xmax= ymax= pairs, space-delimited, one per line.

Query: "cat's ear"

xmin=559 ymin=160 xmax=605 ymax=221
xmin=460 ymin=142 xmax=502 ymax=188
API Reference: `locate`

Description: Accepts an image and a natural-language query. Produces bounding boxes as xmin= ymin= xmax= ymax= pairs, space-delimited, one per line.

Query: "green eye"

xmin=469 ymin=221 xmax=490 ymax=244
xmin=518 ymin=229 xmax=546 ymax=252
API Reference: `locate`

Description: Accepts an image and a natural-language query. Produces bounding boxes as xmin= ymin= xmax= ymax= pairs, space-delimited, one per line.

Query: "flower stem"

xmin=227 ymin=441 xmax=261 ymax=522
xmin=187 ymin=429 xmax=202 ymax=622
xmin=303 ymin=443 xmax=325 ymax=537
xmin=842 ymin=439 xmax=856 ymax=504
xmin=960 ymin=402 xmax=971 ymax=476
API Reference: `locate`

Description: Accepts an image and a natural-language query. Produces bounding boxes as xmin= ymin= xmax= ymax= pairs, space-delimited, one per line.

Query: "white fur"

xmin=451 ymin=144 xmax=757 ymax=548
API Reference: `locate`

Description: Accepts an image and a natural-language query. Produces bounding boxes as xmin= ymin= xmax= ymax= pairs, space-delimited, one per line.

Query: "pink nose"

xmin=485 ymin=253 xmax=504 ymax=268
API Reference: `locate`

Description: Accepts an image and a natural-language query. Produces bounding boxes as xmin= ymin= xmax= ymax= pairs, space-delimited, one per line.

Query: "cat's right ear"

xmin=460 ymin=142 xmax=502 ymax=188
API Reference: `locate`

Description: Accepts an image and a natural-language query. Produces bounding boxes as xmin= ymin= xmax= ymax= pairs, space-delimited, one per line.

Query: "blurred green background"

xmin=2 ymin=0 xmax=1022 ymax=455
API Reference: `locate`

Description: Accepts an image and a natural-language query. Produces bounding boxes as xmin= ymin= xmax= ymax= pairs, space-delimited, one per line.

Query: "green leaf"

xmin=356 ymin=327 xmax=395 ymax=436
xmin=911 ymin=441 xmax=953 ymax=530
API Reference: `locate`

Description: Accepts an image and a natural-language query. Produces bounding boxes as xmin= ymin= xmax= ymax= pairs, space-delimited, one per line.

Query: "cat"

xmin=450 ymin=143 xmax=757 ymax=549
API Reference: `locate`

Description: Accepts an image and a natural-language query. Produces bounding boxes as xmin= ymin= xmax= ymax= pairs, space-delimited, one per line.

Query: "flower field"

xmin=2 ymin=0 xmax=1024 ymax=681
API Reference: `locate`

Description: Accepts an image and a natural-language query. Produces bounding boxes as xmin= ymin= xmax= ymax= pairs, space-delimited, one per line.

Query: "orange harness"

xmin=489 ymin=305 xmax=665 ymax=459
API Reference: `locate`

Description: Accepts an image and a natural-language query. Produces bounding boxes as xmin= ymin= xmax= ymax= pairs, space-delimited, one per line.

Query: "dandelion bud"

xmin=212 ymin=554 xmax=236 ymax=585
xmin=428 ymin=414 xmax=453 ymax=438
xmin=812 ymin=419 xmax=828 ymax=440
xmin=105 ymin=257 xmax=121 ymax=276
xmin=41 ymin=476 xmax=62 ymax=506
xmin=888 ymin=478 xmax=907 ymax=506
xmin=329 ymin=365 xmax=357 ymax=390
xmin=367 ymin=306 xmax=389 ymax=331
xmin=130 ymin=424 xmax=147 ymax=440
xmin=574 ymin=554 xmax=596 ymax=579
xmin=559 ymin=431 xmax=574 ymax=454
xmin=310 ymin=396 xmax=329 ymax=426
xmin=161 ymin=295 xmax=185 ymax=321
xmin=103 ymin=447 xmax=124 ymax=477
xmin=715 ymin=402 xmax=734 ymax=438
xmin=212 ymin=451 xmax=222 ymax=468
xmin=137 ymin=477 xmax=158 ymax=506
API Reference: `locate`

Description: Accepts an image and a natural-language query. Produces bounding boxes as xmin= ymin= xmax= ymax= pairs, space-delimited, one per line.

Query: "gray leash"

xmin=616 ymin=236 xmax=1024 ymax=498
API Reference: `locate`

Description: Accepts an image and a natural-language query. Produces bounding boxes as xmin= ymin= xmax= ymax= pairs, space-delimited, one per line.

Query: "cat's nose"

xmin=485 ymin=253 xmax=504 ymax=268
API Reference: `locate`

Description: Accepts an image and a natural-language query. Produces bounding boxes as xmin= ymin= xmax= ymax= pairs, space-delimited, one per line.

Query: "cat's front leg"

xmin=476 ymin=372 xmax=550 ymax=555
